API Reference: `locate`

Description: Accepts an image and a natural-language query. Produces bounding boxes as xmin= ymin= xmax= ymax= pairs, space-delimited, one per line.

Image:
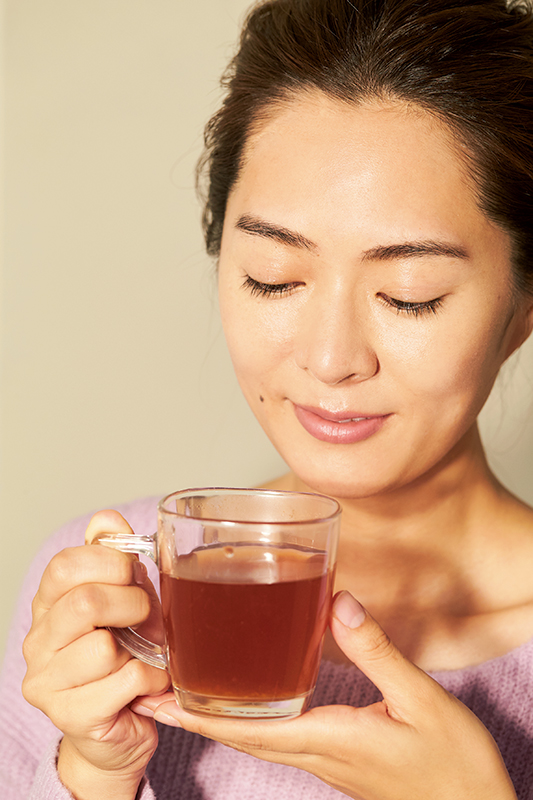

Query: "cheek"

xmin=219 ymin=299 xmax=286 ymax=407
xmin=220 ymin=285 xmax=295 ymax=384
xmin=381 ymin=311 xmax=506 ymax=413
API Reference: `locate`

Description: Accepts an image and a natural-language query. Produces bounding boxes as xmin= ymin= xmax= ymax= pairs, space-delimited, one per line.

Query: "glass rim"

xmin=158 ymin=486 xmax=341 ymax=526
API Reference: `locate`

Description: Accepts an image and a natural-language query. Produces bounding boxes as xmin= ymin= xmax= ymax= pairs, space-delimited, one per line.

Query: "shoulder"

xmin=469 ymin=491 xmax=533 ymax=657
xmin=487 ymin=492 xmax=533 ymax=606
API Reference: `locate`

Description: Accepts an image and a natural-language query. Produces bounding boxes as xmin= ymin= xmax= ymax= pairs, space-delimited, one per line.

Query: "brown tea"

xmin=160 ymin=543 xmax=332 ymax=701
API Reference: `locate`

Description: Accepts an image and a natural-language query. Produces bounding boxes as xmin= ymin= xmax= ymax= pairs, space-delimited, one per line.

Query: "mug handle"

xmin=91 ymin=531 xmax=168 ymax=671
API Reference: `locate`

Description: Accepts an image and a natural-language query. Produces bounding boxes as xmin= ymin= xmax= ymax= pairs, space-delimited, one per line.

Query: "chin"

xmin=259 ymin=415 xmax=422 ymax=501
xmin=283 ymin=458 xmax=395 ymax=501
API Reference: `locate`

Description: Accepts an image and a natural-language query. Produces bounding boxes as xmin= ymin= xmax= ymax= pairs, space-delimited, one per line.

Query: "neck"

xmin=289 ymin=424 xmax=504 ymax=615
xmin=270 ymin=424 xmax=533 ymax=670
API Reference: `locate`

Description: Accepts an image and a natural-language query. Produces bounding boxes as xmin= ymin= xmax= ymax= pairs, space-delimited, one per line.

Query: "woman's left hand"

xmin=131 ymin=592 xmax=516 ymax=800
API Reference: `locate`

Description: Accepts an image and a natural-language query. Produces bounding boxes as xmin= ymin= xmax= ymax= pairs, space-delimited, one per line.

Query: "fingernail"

xmin=131 ymin=702 xmax=154 ymax=718
xmin=333 ymin=591 xmax=366 ymax=629
xmin=133 ymin=561 xmax=148 ymax=585
xmin=154 ymin=710 xmax=182 ymax=728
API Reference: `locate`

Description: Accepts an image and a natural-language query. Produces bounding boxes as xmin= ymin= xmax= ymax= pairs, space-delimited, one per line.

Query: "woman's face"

xmin=218 ymin=93 xmax=529 ymax=498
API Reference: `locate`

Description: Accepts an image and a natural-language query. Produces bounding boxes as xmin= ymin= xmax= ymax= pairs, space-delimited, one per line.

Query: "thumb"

xmin=330 ymin=590 xmax=431 ymax=716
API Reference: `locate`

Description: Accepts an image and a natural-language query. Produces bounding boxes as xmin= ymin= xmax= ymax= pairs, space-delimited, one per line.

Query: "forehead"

xmin=227 ymin=92 xmax=491 ymax=250
xmin=240 ymin=92 xmax=466 ymax=186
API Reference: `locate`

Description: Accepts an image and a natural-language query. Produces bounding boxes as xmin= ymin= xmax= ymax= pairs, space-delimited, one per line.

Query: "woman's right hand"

xmin=22 ymin=510 xmax=170 ymax=800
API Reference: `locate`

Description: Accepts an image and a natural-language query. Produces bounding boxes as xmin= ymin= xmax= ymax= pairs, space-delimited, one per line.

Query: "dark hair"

xmin=198 ymin=0 xmax=533 ymax=298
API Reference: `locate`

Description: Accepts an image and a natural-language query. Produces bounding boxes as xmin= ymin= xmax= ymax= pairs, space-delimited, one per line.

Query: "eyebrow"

xmin=235 ymin=214 xmax=469 ymax=261
xmin=235 ymin=214 xmax=318 ymax=252
xmin=361 ymin=241 xmax=469 ymax=261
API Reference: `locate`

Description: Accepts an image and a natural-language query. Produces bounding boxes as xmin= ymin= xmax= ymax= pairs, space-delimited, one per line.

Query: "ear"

xmin=526 ymin=301 xmax=533 ymax=337
xmin=504 ymin=299 xmax=533 ymax=360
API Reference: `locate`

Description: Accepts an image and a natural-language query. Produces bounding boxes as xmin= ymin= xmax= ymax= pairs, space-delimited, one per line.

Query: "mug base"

xmin=173 ymin=685 xmax=314 ymax=719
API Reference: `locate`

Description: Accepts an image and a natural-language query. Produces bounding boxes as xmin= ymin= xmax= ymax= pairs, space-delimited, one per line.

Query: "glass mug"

xmin=93 ymin=487 xmax=341 ymax=719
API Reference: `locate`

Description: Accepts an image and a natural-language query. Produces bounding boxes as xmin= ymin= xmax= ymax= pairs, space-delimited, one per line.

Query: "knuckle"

xmin=22 ymin=670 xmax=49 ymax=714
xmin=238 ymin=733 xmax=271 ymax=752
xmin=136 ymin=586 xmax=152 ymax=619
xmin=93 ymin=546 xmax=134 ymax=585
xmin=155 ymin=670 xmax=172 ymax=693
xmin=363 ymin=626 xmax=397 ymax=663
xmin=47 ymin=548 xmax=79 ymax=586
xmin=91 ymin=628 xmax=120 ymax=664
xmin=118 ymin=555 xmax=136 ymax=586
xmin=68 ymin=583 xmax=104 ymax=622
xmin=48 ymin=546 xmax=134 ymax=590
xmin=244 ymin=734 xmax=272 ymax=752
xmin=126 ymin=585 xmax=151 ymax=623
xmin=21 ymin=673 xmax=37 ymax=706
xmin=220 ymin=723 xmax=268 ymax=752
xmin=30 ymin=593 xmax=42 ymax=618
xmin=122 ymin=656 xmax=167 ymax=694
xmin=22 ymin=631 xmax=34 ymax=664
xmin=22 ymin=626 xmax=46 ymax=667
xmin=48 ymin=703 xmax=73 ymax=736
xmin=120 ymin=656 xmax=149 ymax=691
xmin=22 ymin=672 xmax=74 ymax=735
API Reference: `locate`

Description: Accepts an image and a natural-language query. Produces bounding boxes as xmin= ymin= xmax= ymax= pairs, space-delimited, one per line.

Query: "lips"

xmin=292 ymin=403 xmax=391 ymax=444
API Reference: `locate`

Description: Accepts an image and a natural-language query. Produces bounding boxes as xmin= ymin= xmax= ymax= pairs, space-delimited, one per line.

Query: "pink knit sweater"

xmin=1 ymin=496 xmax=532 ymax=799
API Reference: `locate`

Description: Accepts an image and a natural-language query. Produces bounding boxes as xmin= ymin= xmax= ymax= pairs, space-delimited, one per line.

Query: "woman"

xmin=3 ymin=0 xmax=533 ymax=797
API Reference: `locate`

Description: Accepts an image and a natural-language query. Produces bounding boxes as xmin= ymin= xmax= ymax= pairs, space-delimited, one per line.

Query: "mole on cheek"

xmin=259 ymin=395 xmax=264 ymax=402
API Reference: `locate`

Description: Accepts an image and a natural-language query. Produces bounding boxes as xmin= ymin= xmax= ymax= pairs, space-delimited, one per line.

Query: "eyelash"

xmin=242 ymin=277 xmax=444 ymax=317
xmin=378 ymin=294 xmax=444 ymax=317
xmin=242 ymin=276 xmax=298 ymax=298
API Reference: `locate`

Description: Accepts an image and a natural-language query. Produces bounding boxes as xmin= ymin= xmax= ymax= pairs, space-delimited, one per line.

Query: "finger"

xmin=34 ymin=545 xmax=144 ymax=617
xmin=130 ymin=691 xmax=175 ymax=713
xmin=28 ymin=582 xmax=151 ymax=658
xmin=85 ymin=509 xmax=134 ymax=545
xmin=149 ymin=698 xmax=345 ymax=757
xmin=149 ymin=699 xmax=385 ymax=778
xmin=330 ymin=591 xmax=440 ymax=717
xmin=24 ymin=628 xmax=133 ymax=708
xmin=131 ymin=574 xmax=166 ymax=646
xmin=40 ymin=655 xmax=170 ymax=737
xmin=33 ymin=508 xmax=139 ymax=616
xmin=71 ymin=658 xmax=171 ymax=729
xmin=46 ymin=628 xmax=132 ymax=690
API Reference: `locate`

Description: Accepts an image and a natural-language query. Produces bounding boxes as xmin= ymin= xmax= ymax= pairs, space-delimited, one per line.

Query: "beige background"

xmin=2 ymin=0 xmax=533 ymax=659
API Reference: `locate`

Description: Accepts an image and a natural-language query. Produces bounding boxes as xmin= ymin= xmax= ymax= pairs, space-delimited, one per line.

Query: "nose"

xmin=294 ymin=284 xmax=379 ymax=385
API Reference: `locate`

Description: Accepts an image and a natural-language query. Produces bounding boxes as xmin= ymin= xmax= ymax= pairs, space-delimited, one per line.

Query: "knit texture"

xmin=1 ymin=496 xmax=532 ymax=799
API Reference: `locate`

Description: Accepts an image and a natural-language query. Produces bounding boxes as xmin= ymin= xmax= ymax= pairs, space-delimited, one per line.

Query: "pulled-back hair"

xmin=198 ymin=0 xmax=533 ymax=297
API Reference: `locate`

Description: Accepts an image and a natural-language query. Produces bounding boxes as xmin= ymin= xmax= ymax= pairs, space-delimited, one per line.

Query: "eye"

xmin=242 ymin=275 xmax=301 ymax=298
xmin=378 ymin=293 xmax=444 ymax=317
